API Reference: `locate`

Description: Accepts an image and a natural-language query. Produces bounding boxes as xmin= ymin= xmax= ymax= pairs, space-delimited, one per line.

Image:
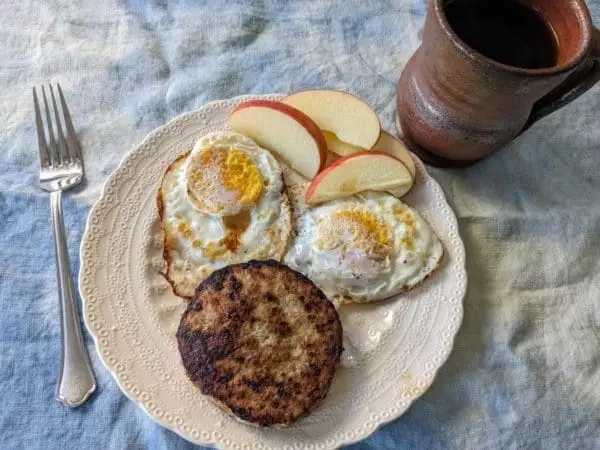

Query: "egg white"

xmin=159 ymin=131 xmax=292 ymax=298
xmin=285 ymin=192 xmax=443 ymax=303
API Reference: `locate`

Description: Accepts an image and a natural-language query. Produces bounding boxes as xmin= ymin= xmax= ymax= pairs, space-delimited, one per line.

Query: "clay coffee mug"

xmin=397 ymin=0 xmax=600 ymax=167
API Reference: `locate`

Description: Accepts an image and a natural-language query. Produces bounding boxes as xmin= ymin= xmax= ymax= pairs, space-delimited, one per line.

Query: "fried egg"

xmin=158 ymin=131 xmax=292 ymax=298
xmin=285 ymin=192 xmax=443 ymax=303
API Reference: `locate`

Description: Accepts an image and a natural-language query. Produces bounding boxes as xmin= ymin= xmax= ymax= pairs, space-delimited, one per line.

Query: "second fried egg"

xmin=285 ymin=192 xmax=443 ymax=303
xmin=158 ymin=131 xmax=292 ymax=298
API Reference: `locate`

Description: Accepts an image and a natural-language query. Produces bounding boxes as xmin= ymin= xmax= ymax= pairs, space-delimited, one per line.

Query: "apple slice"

xmin=305 ymin=151 xmax=414 ymax=205
xmin=324 ymin=150 xmax=341 ymax=167
xmin=229 ymin=100 xmax=327 ymax=179
xmin=282 ymin=90 xmax=381 ymax=150
xmin=373 ymin=131 xmax=416 ymax=178
xmin=323 ymin=131 xmax=363 ymax=157
xmin=324 ymin=129 xmax=416 ymax=198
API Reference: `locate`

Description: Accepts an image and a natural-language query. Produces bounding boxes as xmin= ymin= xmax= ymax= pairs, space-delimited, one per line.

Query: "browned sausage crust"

xmin=176 ymin=259 xmax=343 ymax=427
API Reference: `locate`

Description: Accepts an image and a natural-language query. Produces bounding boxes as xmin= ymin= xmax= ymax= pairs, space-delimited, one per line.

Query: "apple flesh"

xmin=326 ymin=129 xmax=416 ymax=179
xmin=324 ymin=150 xmax=341 ymax=167
xmin=228 ymin=100 xmax=327 ymax=179
xmin=305 ymin=151 xmax=414 ymax=205
xmin=323 ymin=131 xmax=363 ymax=157
xmin=283 ymin=90 xmax=381 ymax=150
xmin=323 ymin=130 xmax=416 ymax=198
xmin=373 ymin=131 xmax=416 ymax=178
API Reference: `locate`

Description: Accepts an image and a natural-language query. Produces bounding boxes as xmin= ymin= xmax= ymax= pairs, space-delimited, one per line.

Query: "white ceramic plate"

xmin=80 ymin=94 xmax=467 ymax=450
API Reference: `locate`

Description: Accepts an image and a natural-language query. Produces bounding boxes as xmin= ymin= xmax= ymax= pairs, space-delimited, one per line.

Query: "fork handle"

xmin=51 ymin=191 xmax=96 ymax=407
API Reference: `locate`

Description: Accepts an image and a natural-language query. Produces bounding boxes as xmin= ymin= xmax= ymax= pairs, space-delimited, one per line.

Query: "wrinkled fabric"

xmin=1 ymin=0 xmax=600 ymax=448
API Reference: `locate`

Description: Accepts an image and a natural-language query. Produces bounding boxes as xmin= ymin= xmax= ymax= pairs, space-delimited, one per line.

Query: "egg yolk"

xmin=317 ymin=208 xmax=390 ymax=255
xmin=393 ymin=205 xmax=417 ymax=251
xmin=186 ymin=147 xmax=263 ymax=215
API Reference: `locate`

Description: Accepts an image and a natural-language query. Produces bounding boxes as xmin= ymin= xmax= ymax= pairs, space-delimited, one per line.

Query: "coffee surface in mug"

xmin=444 ymin=0 xmax=558 ymax=69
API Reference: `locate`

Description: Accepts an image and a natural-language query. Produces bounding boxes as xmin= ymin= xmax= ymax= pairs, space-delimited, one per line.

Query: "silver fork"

xmin=33 ymin=84 xmax=96 ymax=407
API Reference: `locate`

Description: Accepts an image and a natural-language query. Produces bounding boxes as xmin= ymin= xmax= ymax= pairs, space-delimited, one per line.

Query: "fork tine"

xmin=57 ymin=83 xmax=82 ymax=165
xmin=49 ymin=84 xmax=70 ymax=164
xmin=41 ymin=85 xmax=60 ymax=166
xmin=33 ymin=88 xmax=50 ymax=168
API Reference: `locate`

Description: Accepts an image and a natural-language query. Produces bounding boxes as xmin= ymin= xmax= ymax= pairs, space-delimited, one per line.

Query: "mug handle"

xmin=522 ymin=27 xmax=600 ymax=131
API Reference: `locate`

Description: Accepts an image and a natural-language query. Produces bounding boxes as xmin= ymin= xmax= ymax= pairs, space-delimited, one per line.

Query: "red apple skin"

xmin=305 ymin=150 xmax=400 ymax=203
xmin=229 ymin=99 xmax=328 ymax=176
xmin=283 ymin=89 xmax=382 ymax=149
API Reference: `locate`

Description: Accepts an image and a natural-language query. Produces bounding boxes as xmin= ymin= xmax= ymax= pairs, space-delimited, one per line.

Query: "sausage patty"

xmin=176 ymin=259 xmax=343 ymax=427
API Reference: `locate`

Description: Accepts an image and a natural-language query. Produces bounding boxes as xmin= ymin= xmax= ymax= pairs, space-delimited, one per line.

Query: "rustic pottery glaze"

xmin=397 ymin=0 xmax=600 ymax=167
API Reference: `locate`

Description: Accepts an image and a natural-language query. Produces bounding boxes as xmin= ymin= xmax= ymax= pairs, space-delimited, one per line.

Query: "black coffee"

xmin=444 ymin=0 xmax=558 ymax=69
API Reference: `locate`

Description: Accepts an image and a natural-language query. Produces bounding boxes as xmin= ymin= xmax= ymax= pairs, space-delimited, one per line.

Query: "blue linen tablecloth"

xmin=2 ymin=1 xmax=600 ymax=448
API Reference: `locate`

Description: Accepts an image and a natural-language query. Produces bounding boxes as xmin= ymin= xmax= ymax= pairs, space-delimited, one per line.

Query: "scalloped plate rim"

xmin=79 ymin=93 xmax=467 ymax=449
